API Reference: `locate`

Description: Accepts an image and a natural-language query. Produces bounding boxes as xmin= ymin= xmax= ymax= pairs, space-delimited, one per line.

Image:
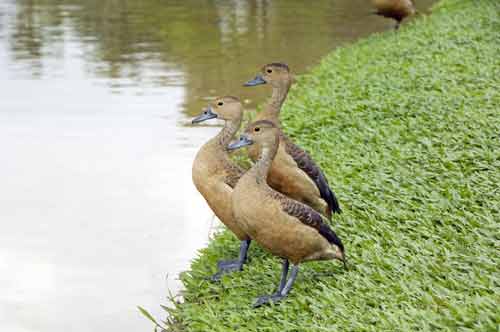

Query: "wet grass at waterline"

xmin=159 ymin=0 xmax=499 ymax=330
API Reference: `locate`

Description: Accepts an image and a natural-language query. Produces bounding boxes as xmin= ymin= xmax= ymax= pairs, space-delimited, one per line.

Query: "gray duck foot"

xmin=209 ymin=260 xmax=243 ymax=281
xmin=208 ymin=240 xmax=251 ymax=282
xmin=253 ymin=292 xmax=285 ymax=308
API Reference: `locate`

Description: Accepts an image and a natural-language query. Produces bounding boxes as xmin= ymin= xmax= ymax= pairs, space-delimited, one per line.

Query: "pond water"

xmin=0 ymin=0 xmax=436 ymax=331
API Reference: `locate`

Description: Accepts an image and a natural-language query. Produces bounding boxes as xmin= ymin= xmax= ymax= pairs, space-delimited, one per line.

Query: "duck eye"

xmin=267 ymin=69 xmax=272 ymax=74
xmin=217 ymin=101 xmax=223 ymax=106
xmin=254 ymin=127 xmax=260 ymax=132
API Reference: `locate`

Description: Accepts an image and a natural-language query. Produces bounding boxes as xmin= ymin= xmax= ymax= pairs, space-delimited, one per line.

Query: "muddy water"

xmin=0 ymin=0 xmax=436 ymax=331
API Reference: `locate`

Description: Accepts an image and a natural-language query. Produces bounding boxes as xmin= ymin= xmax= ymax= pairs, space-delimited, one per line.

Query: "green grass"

xmin=163 ymin=0 xmax=500 ymax=330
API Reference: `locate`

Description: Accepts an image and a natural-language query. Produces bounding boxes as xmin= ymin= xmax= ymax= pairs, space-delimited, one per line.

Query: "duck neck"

xmin=215 ymin=115 xmax=242 ymax=149
xmin=259 ymin=81 xmax=291 ymax=127
xmin=249 ymin=138 xmax=279 ymax=185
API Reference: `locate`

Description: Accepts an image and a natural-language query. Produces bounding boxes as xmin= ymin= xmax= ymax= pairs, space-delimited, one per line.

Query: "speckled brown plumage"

xmin=282 ymin=135 xmax=341 ymax=215
xmin=232 ymin=121 xmax=345 ymax=265
xmin=246 ymin=121 xmax=340 ymax=218
xmin=224 ymin=162 xmax=244 ymax=188
xmin=267 ymin=189 xmax=343 ymax=251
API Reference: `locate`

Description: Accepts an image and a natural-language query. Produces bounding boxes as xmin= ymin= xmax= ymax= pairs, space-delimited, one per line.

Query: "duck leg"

xmin=277 ymin=259 xmax=290 ymax=291
xmin=210 ymin=239 xmax=251 ymax=281
xmin=252 ymin=259 xmax=289 ymax=300
xmin=253 ymin=261 xmax=299 ymax=307
xmin=394 ymin=19 xmax=401 ymax=30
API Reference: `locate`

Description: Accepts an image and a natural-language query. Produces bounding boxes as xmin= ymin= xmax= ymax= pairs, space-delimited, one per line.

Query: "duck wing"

xmin=225 ymin=162 xmax=245 ymax=188
xmin=282 ymin=135 xmax=342 ymax=215
xmin=274 ymin=191 xmax=344 ymax=251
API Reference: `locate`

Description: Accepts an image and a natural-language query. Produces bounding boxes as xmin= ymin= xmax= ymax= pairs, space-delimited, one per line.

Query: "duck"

xmin=371 ymin=0 xmax=415 ymax=30
xmin=244 ymin=63 xmax=341 ymax=218
xmin=228 ymin=120 xmax=346 ymax=307
xmin=192 ymin=96 xmax=251 ymax=280
xmin=244 ymin=62 xmax=293 ymax=127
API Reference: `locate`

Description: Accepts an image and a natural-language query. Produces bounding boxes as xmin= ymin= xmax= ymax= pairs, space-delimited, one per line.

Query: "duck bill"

xmin=192 ymin=107 xmax=217 ymax=124
xmin=244 ymin=75 xmax=266 ymax=87
xmin=227 ymin=135 xmax=253 ymax=151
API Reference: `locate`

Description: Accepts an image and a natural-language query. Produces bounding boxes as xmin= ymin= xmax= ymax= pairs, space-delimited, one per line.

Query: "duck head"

xmin=192 ymin=96 xmax=243 ymax=124
xmin=227 ymin=120 xmax=279 ymax=151
xmin=244 ymin=63 xmax=293 ymax=88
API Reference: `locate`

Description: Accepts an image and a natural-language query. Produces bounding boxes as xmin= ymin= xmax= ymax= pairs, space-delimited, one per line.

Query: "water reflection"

xmin=1 ymin=0 xmax=436 ymax=332
xmin=6 ymin=0 xmax=436 ymax=115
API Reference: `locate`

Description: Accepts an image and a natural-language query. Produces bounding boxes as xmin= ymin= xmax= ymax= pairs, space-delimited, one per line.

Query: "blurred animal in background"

xmin=371 ymin=0 xmax=416 ymax=30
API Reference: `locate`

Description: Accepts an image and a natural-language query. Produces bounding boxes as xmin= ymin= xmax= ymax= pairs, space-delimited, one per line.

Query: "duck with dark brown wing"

xmin=371 ymin=0 xmax=416 ymax=30
xmin=229 ymin=120 xmax=346 ymax=307
xmin=244 ymin=63 xmax=341 ymax=219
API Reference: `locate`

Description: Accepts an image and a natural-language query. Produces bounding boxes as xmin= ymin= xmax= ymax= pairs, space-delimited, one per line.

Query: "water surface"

xmin=0 ymin=0 xmax=436 ymax=331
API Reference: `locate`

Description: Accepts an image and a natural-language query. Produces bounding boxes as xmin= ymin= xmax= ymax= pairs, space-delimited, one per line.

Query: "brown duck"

xmin=244 ymin=63 xmax=341 ymax=218
xmin=229 ymin=120 xmax=346 ymax=307
xmin=192 ymin=96 xmax=251 ymax=280
xmin=371 ymin=0 xmax=416 ymax=30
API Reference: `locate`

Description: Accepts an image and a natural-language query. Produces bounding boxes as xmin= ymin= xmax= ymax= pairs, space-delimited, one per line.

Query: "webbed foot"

xmin=210 ymin=260 xmax=244 ymax=281
xmin=207 ymin=240 xmax=251 ymax=282
xmin=217 ymin=259 xmax=239 ymax=269
xmin=253 ymin=293 xmax=285 ymax=307
xmin=252 ymin=263 xmax=299 ymax=308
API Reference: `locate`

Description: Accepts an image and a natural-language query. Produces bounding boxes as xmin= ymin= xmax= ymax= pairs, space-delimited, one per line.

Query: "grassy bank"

xmin=165 ymin=0 xmax=499 ymax=330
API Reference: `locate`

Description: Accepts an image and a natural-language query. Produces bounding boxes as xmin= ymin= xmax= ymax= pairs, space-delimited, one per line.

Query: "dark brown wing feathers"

xmin=277 ymin=192 xmax=344 ymax=251
xmin=283 ymin=136 xmax=342 ymax=215
xmin=225 ymin=162 xmax=244 ymax=188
